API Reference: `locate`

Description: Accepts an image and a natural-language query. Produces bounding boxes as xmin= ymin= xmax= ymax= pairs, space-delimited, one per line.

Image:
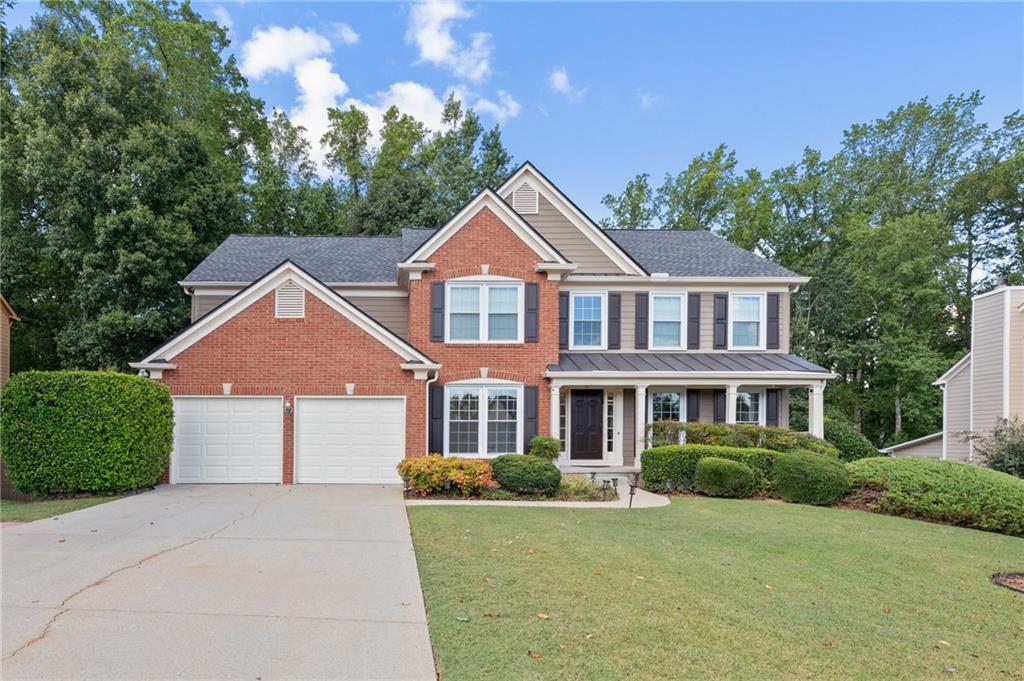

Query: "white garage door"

xmin=173 ymin=397 xmax=283 ymax=483
xmin=295 ymin=397 xmax=406 ymax=484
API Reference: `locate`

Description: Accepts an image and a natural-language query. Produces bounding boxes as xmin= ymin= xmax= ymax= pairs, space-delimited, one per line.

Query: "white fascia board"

xmin=562 ymin=275 xmax=811 ymax=287
xmin=497 ymin=163 xmax=647 ymax=276
xmin=933 ymin=352 xmax=971 ymax=385
xmin=404 ymin=190 xmax=567 ymax=265
xmin=143 ymin=262 xmax=434 ymax=366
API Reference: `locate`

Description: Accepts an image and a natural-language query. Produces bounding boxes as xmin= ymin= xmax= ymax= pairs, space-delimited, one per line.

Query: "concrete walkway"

xmin=406 ymin=483 xmax=669 ymax=508
xmin=2 ymin=485 xmax=436 ymax=680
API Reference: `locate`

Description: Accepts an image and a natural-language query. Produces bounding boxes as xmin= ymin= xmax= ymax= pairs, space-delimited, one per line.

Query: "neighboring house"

xmin=1 ymin=293 xmax=18 ymax=387
xmin=132 ymin=163 xmax=833 ymax=485
xmin=883 ymin=284 xmax=1024 ymax=461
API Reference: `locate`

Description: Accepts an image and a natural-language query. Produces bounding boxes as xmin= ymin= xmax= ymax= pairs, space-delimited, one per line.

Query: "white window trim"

xmin=568 ymin=291 xmax=608 ymax=350
xmin=727 ymin=292 xmax=767 ymax=351
xmin=649 ymin=293 xmax=687 ymax=350
xmin=444 ymin=281 xmax=525 ymax=344
xmin=443 ymin=383 xmax=524 ymax=457
xmin=648 ymin=388 xmax=688 ymax=423
xmin=735 ymin=388 xmax=766 ymax=426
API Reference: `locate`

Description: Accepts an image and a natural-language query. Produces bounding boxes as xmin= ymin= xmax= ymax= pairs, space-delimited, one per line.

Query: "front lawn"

xmin=408 ymin=498 xmax=1023 ymax=680
xmin=0 ymin=495 xmax=119 ymax=523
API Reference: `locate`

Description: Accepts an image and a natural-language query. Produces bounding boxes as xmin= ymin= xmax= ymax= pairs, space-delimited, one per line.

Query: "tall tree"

xmin=655 ymin=144 xmax=737 ymax=230
xmin=599 ymin=173 xmax=657 ymax=229
xmin=321 ymin=105 xmax=370 ymax=199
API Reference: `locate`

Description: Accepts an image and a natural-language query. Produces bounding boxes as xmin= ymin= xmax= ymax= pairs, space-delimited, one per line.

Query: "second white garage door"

xmin=295 ymin=397 xmax=406 ymax=484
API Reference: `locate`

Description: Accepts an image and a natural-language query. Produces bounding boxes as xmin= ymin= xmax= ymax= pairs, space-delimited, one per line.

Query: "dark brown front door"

xmin=570 ymin=390 xmax=603 ymax=460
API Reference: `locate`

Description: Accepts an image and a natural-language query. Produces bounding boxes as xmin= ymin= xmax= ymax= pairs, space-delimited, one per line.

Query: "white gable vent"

xmin=275 ymin=280 xmax=305 ymax=318
xmin=512 ymin=182 xmax=539 ymax=214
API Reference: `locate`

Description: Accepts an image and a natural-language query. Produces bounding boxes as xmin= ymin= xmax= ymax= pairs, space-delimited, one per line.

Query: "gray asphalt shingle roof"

xmin=603 ymin=229 xmax=800 ymax=278
xmin=549 ymin=352 xmax=829 ymax=374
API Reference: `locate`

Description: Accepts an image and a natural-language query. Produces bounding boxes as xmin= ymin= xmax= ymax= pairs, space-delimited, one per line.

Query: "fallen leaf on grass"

xmin=635 ymin=575 xmax=645 ymax=581
xmin=482 ymin=612 xmax=501 ymax=618
xmin=943 ymin=667 xmax=956 ymax=674
xmin=883 ymin=605 xmax=892 ymax=614
xmin=454 ymin=616 xmax=470 ymax=623
xmin=527 ymin=548 xmax=536 ymax=555
xmin=765 ymin=585 xmax=773 ymax=590
xmin=537 ymin=612 xmax=551 ymax=620
xmin=585 ymin=634 xmax=594 ymax=640
xmin=528 ymin=651 xmax=541 ymax=659
xmin=592 ymin=570 xmax=602 ymax=576
xmin=939 ymin=640 xmax=951 ymax=647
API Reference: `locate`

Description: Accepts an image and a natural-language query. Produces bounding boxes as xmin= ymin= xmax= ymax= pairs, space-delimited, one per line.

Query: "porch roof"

xmin=547 ymin=352 xmax=830 ymax=375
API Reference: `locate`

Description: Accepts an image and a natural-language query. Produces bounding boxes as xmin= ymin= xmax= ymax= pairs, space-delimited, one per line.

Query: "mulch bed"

xmin=990 ymin=573 xmax=1024 ymax=593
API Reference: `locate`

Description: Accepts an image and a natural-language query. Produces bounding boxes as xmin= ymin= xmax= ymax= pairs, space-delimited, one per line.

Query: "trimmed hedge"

xmin=641 ymin=444 xmax=781 ymax=493
xmin=491 ymin=454 xmax=561 ymax=495
xmin=528 ymin=435 xmax=562 ymax=461
xmin=674 ymin=422 xmax=840 ymax=459
xmin=397 ymin=455 xmax=494 ymax=497
xmin=1 ymin=371 xmax=173 ymax=495
xmin=824 ymin=416 xmax=878 ymax=462
xmin=773 ymin=450 xmax=849 ymax=505
xmin=846 ymin=457 xmax=1024 ymax=537
xmin=694 ymin=457 xmax=755 ymax=498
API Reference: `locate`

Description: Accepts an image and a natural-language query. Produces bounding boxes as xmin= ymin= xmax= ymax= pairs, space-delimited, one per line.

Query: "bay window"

xmin=446 ymin=282 xmax=523 ymax=343
xmin=735 ymin=391 xmax=763 ymax=424
xmin=729 ymin=293 xmax=765 ymax=349
xmin=650 ymin=294 xmax=685 ymax=348
xmin=570 ymin=292 xmax=606 ymax=349
xmin=445 ymin=384 xmax=523 ymax=455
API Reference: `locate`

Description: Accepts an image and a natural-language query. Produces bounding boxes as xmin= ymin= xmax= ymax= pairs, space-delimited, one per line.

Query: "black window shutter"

xmin=429 ymin=385 xmax=445 ymax=453
xmin=713 ymin=389 xmax=726 ymax=423
xmin=524 ymin=386 xmax=538 ymax=449
xmin=558 ymin=292 xmax=569 ymax=350
xmin=713 ymin=293 xmax=728 ymax=349
xmin=525 ymin=283 xmax=539 ymax=343
xmin=687 ymin=293 xmax=701 ymax=350
xmin=766 ymin=389 xmax=780 ymax=426
xmin=608 ymin=293 xmax=621 ymax=350
xmin=686 ymin=390 xmax=700 ymax=422
xmin=766 ymin=293 xmax=780 ymax=350
xmin=634 ymin=292 xmax=649 ymax=349
xmin=430 ymin=282 xmax=445 ymax=342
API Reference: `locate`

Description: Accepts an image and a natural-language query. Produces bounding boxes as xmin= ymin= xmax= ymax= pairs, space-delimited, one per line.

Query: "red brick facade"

xmin=158 ymin=291 xmax=425 ymax=483
xmin=408 ymin=206 xmax=561 ymax=444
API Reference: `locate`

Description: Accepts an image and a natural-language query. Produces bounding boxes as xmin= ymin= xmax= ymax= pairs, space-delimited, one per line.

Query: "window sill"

xmin=441 ymin=341 xmax=527 ymax=347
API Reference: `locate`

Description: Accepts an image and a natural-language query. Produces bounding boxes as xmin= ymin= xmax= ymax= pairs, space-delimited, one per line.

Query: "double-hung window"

xmin=735 ymin=391 xmax=763 ymax=424
xmin=445 ymin=384 xmax=524 ymax=456
xmin=446 ymin=282 xmax=523 ymax=343
xmin=651 ymin=391 xmax=683 ymax=422
xmin=570 ymin=293 xmax=606 ymax=349
xmin=650 ymin=294 xmax=685 ymax=348
xmin=729 ymin=293 xmax=765 ymax=349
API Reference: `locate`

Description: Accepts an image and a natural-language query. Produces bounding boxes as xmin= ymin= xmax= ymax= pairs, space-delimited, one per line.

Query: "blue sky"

xmin=8 ymin=1 xmax=1023 ymax=219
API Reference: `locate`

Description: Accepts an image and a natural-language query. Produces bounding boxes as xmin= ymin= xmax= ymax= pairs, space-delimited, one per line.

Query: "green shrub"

xmin=1 ymin=371 xmax=173 ymax=495
xmin=641 ymin=444 xmax=781 ymax=493
xmin=679 ymin=422 xmax=839 ymax=459
xmin=846 ymin=457 xmax=1024 ymax=537
xmin=824 ymin=416 xmax=878 ymax=462
xmin=773 ymin=450 xmax=849 ymax=505
xmin=694 ymin=457 xmax=756 ymax=498
xmin=397 ymin=455 xmax=494 ymax=497
xmin=967 ymin=417 xmax=1024 ymax=479
xmin=528 ymin=435 xmax=562 ymax=461
xmin=491 ymin=454 xmax=561 ymax=495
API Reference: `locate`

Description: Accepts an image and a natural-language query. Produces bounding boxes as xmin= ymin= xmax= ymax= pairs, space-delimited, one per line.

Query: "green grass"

xmin=408 ymin=498 xmax=1024 ymax=680
xmin=0 ymin=495 xmax=119 ymax=522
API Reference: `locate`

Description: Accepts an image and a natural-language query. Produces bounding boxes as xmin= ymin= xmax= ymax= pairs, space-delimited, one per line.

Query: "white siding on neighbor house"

xmin=1010 ymin=289 xmax=1024 ymax=418
xmin=944 ymin=359 xmax=971 ymax=462
xmin=889 ymin=435 xmax=943 ymax=459
xmin=971 ymin=291 xmax=1006 ymax=434
xmin=504 ymin=193 xmax=624 ymax=273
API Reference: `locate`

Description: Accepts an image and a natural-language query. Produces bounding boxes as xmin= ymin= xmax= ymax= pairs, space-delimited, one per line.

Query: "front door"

xmin=570 ymin=390 xmax=604 ymax=460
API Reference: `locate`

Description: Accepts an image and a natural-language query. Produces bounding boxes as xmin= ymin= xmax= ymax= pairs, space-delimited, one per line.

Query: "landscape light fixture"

xmin=628 ymin=481 xmax=638 ymax=509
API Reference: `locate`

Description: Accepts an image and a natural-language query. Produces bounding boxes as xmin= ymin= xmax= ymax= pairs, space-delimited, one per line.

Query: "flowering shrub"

xmin=397 ymin=455 xmax=494 ymax=497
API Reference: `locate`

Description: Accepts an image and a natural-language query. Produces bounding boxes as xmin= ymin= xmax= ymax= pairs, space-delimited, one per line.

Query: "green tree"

xmin=655 ymin=144 xmax=737 ymax=230
xmin=599 ymin=173 xmax=657 ymax=229
xmin=321 ymin=105 xmax=370 ymax=199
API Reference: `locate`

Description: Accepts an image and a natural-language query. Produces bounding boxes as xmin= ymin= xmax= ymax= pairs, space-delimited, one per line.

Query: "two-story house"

xmin=132 ymin=163 xmax=833 ymax=484
xmin=883 ymin=283 xmax=1024 ymax=461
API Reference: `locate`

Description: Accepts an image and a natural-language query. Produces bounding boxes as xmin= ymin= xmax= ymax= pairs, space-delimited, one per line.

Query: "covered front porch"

xmin=545 ymin=353 xmax=832 ymax=470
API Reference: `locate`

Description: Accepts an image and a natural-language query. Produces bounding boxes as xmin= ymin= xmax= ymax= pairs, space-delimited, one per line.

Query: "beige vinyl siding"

xmin=622 ymin=388 xmax=636 ymax=465
xmin=191 ymin=294 xmax=230 ymax=322
xmin=889 ymin=435 xmax=943 ymax=459
xmin=1010 ymin=289 xmax=1024 ymax=417
xmin=700 ymin=293 xmax=715 ymax=349
xmin=778 ymin=291 xmax=790 ymax=353
xmin=698 ymin=389 xmax=715 ymax=423
xmin=971 ymin=292 xmax=1006 ymax=434
xmin=345 ymin=296 xmax=409 ymax=340
xmin=944 ymin=360 xmax=971 ymax=461
xmin=779 ymin=389 xmax=790 ymax=428
xmin=508 ymin=193 xmax=624 ymax=274
xmin=618 ymin=292 xmax=635 ymax=349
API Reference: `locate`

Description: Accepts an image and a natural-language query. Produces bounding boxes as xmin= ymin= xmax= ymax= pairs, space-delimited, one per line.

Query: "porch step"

xmin=559 ymin=465 xmax=640 ymax=486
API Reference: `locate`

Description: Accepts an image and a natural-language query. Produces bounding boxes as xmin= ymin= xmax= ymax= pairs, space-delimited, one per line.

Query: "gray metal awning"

xmin=547 ymin=352 xmax=830 ymax=375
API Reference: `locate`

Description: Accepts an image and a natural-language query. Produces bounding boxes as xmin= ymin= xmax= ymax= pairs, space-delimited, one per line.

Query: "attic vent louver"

xmin=275 ymin=280 xmax=305 ymax=318
xmin=512 ymin=182 xmax=539 ymax=214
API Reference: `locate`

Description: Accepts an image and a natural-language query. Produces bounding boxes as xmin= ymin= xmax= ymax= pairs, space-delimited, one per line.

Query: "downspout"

xmin=424 ymin=369 xmax=439 ymax=455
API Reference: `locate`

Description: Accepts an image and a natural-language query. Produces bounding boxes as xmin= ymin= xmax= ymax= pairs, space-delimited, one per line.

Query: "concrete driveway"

xmin=2 ymin=485 xmax=436 ymax=680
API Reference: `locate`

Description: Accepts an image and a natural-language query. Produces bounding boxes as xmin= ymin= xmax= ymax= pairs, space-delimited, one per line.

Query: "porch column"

xmin=809 ymin=382 xmax=825 ymax=438
xmin=635 ymin=384 xmax=648 ymax=459
xmin=725 ymin=383 xmax=739 ymax=424
xmin=549 ymin=384 xmax=561 ymax=439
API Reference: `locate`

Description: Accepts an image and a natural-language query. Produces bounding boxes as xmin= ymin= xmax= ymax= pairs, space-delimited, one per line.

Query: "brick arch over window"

xmin=441 ymin=369 xmax=538 ymax=384
xmin=437 ymin=265 xmax=538 ymax=281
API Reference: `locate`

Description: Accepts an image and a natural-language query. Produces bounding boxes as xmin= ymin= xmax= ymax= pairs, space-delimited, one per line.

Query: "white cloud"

xmin=547 ymin=66 xmax=587 ymax=102
xmin=406 ymin=1 xmax=492 ymax=82
xmin=332 ymin=22 xmax=360 ymax=45
xmin=472 ymin=90 xmax=521 ymax=124
xmin=240 ymin=26 xmax=332 ymax=79
xmin=289 ymin=58 xmax=350 ymax=171
xmin=344 ymin=81 xmax=448 ymax=141
xmin=212 ymin=5 xmax=233 ymax=32
xmin=637 ymin=90 xmax=661 ymax=111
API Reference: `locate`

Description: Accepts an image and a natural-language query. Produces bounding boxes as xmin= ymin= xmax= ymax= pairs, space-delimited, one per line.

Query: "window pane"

xmin=487 ymin=389 xmax=518 ymax=454
xmin=572 ymin=295 xmax=603 ymax=346
xmin=559 ymin=392 xmax=567 ymax=452
xmin=573 ymin=321 xmax=601 ymax=346
xmin=652 ymin=296 xmax=681 ymax=322
xmin=574 ymin=295 xmax=602 ymax=321
xmin=736 ymin=392 xmax=760 ymax=424
xmin=606 ymin=395 xmax=615 ymax=453
xmin=733 ymin=295 xmax=760 ymax=322
xmin=732 ymin=321 xmax=759 ymax=347
xmin=652 ymin=392 xmax=682 ymax=422
xmin=449 ymin=313 xmax=481 ymax=340
xmin=653 ymin=321 xmax=681 ymax=347
xmin=450 ymin=287 xmax=480 ymax=312
xmin=488 ymin=287 xmax=518 ymax=313
xmin=448 ymin=390 xmax=479 ymax=454
xmin=449 ymin=287 xmax=481 ymax=340
xmin=488 ymin=314 xmax=517 ymax=341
